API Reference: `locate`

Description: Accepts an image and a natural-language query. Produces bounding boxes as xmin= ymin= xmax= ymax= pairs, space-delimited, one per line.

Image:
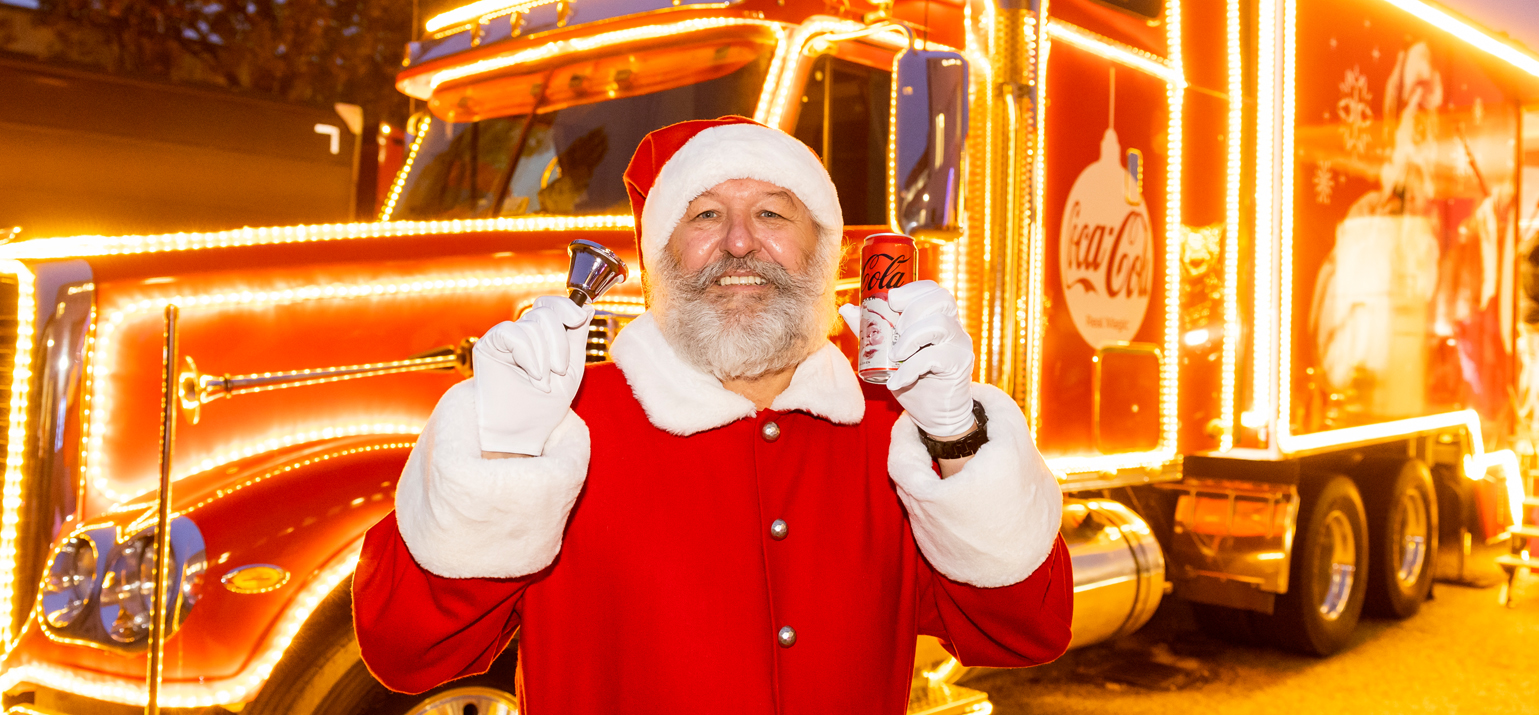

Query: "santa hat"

xmin=622 ymin=116 xmax=843 ymax=266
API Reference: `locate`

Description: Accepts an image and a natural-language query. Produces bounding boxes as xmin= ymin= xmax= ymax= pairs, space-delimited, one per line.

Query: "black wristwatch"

xmin=918 ymin=400 xmax=989 ymax=460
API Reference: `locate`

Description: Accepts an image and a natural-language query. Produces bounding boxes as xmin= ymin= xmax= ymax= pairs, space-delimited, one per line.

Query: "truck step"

xmin=1525 ymin=496 xmax=1539 ymax=508
xmin=1510 ymin=525 xmax=1539 ymax=539
xmin=1497 ymin=554 xmax=1539 ymax=571
xmin=907 ymin=682 xmax=990 ymax=715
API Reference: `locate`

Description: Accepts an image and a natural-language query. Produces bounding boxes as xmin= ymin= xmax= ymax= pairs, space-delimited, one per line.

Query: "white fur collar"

xmin=609 ymin=312 xmax=865 ymax=436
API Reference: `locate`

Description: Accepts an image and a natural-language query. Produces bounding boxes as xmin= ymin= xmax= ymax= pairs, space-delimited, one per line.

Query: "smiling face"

xmin=647 ymin=178 xmax=840 ymax=380
xmin=669 ymin=178 xmax=822 ymax=278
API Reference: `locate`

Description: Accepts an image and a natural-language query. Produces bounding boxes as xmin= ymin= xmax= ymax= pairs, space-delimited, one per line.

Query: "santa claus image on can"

xmin=352 ymin=116 xmax=1071 ymax=713
xmin=859 ymin=300 xmax=897 ymax=364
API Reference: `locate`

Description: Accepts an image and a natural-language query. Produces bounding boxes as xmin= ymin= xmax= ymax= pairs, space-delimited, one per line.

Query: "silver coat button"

xmin=770 ymin=519 xmax=789 ymax=540
xmin=761 ymin=421 xmax=781 ymax=442
xmin=777 ymin=626 xmax=797 ymax=647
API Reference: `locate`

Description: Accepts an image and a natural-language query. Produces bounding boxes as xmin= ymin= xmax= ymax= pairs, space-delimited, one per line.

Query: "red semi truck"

xmin=0 ymin=0 xmax=1538 ymax=712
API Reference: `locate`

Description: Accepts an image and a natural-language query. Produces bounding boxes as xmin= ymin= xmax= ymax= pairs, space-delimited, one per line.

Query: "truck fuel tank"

xmin=1062 ymin=498 xmax=1166 ymax=649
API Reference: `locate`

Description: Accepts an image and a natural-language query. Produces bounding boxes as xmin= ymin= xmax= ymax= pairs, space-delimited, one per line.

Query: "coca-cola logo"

xmin=863 ymin=253 xmax=911 ymax=293
xmin=1065 ymin=203 xmax=1152 ymax=300
xmin=1059 ymin=129 xmax=1154 ymax=348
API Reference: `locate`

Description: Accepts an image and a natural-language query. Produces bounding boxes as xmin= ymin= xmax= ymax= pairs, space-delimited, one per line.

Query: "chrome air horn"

xmin=566 ymin=239 xmax=629 ymax=307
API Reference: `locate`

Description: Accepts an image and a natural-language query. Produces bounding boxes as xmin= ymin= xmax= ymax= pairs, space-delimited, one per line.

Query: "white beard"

xmin=648 ymin=248 xmax=837 ymax=381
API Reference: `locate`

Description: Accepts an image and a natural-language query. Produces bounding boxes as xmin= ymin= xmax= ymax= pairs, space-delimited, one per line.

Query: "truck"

xmin=0 ymin=0 xmax=1537 ymax=712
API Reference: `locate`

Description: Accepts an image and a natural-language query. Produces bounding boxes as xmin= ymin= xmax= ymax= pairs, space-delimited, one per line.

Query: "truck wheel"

xmin=1250 ymin=475 xmax=1368 ymax=656
xmin=1360 ymin=459 xmax=1437 ymax=618
xmin=244 ymin=585 xmax=519 ymax=715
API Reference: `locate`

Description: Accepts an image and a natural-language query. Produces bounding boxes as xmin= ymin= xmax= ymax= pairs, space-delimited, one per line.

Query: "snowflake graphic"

xmin=1314 ymin=161 xmax=1335 ymax=205
xmin=1337 ymin=66 xmax=1374 ymax=157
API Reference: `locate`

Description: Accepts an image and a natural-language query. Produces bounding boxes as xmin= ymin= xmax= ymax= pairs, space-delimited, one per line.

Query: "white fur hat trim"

xmin=639 ymin=123 xmax=843 ymax=260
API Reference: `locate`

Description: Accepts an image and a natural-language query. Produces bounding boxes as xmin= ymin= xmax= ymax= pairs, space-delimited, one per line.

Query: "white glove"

xmin=842 ymin=281 xmax=975 ymax=437
xmin=473 ymin=296 xmax=594 ymax=455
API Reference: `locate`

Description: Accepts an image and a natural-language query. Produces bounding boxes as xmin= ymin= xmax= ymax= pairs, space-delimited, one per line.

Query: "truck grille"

xmin=584 ymin=311 xmax=636 ymax=363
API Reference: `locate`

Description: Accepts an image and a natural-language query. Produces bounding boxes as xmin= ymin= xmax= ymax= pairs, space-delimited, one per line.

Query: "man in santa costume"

xmin=353 ymin=116 xmax=1072 ymax=713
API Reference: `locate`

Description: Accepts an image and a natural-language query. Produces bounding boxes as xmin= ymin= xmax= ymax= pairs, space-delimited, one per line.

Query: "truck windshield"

xmin=392 ymin=50 xmax=772 ymax=220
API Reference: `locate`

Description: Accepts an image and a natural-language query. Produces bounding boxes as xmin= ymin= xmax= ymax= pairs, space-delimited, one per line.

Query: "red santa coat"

xmin=353 ymin=313 xmax=1071 ymax=713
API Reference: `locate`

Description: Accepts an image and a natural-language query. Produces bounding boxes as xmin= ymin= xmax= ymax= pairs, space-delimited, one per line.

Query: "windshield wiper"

xmin=486 ymin=69 xmax=555 ymax=217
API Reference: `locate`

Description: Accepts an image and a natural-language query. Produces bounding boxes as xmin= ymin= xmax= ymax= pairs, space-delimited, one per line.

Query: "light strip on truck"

xmin=955 ymin=2 xmax=989 ymax=336
xmin=377 ymin=117 xmax=433 ymax=221
xmin=1048 ymin=450 xmax=1172 ymax=479
xmin=1279 ymin=409 xmax=1476 ymax=455
xmin=1274 ymin=0 xmax=1299 ymax=451
xmin=1218 ymin=0 xmax=1243 ymax=451
xmin=0 ymin=215 xmax=634 ymax=260
xmin=425 ymin=0 xmax=548 ymax=33
xmin=1250 ymin=0 xmax=1281 ymax=444
xmin=0 ymin=260 xmax=36 ymax=649
xmin=1161 ymin=0 xmax=1185 ymax=462
xmin=167 ymin=441 xmax=415 ymax=522
xmin=1378 ymin=0 xmax=1539 ymax=78
xmin=100 ymin=430 xmax=426 ymax=511
xmin=1043 ymin=20 xmax=1181 ymax=86
xmin=1022 ymin=11 xmax=1048 ymax=430
xmin=752 ymin=25 xmax=794 ymax=123
xmin=970 ymin=4 xmax=999 ymax=385
xmin=1281 ymin=411 xmax=1528 ymax=528
xmin=427 ymin=18 xmax=780 ymax=94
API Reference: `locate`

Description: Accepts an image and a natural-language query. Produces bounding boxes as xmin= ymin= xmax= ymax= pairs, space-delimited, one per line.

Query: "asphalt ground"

xmin=962 ymin=543 xmax=1539 ymax=715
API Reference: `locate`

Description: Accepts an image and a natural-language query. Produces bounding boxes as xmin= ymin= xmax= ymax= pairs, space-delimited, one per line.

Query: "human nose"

xmin=722 ymin=210 xmax=762 ymax=258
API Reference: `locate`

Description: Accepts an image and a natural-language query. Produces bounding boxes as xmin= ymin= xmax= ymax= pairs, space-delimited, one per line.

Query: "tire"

xmin=1250 ymin=475 xmax=1369 ymax=656
xmin=244 ymin=584 xmax=519 ymax=715
xmin=1360 ymin=459 xmax=1438 ymax=618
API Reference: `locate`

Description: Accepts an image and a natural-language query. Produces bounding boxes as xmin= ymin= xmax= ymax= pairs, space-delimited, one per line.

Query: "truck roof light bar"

xmin=1378 ymin=0 xmax=1539 ymax=78
xmin=427 ymin=0 xmax=550 ymax=34
xmin=1 ymin=216 xmax=634 ymax=261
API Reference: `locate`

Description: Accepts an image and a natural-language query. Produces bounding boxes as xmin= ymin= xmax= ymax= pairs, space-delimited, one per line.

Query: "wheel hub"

xmin=404 ymin=686 xmax=519 ymax=715
xmin=1318 ymin=510 xmax=1357 ymax=621
xmin=1393 ymin=489 xmax=1429 ymax=590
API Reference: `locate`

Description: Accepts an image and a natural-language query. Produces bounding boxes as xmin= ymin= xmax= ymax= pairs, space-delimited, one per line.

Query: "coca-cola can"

xmin=858 ymin=233 xmax=916 ymax=384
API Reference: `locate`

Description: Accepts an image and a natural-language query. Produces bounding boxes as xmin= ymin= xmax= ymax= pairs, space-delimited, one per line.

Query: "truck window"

xmin=792 ymin=54 xmax=892 ymax=226
xmin=392 ymin=46 xmax=772 ymax=220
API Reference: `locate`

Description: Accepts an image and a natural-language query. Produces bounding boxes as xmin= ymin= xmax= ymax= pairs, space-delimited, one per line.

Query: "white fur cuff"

xmin=888 ymin=383 xmax=1063 ymax=588
xmin=396 ymin=380 xmax=590 ymax=579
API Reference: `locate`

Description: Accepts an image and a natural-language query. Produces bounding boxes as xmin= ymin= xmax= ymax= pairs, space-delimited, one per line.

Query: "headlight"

xmin=93 ymin=519 xmax=207 ymax=645
xmin=98 ymin=532 xmax=155 ymax=643
xmin=40 ymin=537 xmax=97 ymax=629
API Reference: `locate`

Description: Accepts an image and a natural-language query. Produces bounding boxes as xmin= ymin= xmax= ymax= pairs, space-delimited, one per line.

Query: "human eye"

xmin=694 ymin=209 xmax=720 ymax=220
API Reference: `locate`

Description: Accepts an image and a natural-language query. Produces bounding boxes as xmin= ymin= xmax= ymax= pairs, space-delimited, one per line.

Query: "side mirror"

xmin=889 ymin=50 xmax=969 ymax=240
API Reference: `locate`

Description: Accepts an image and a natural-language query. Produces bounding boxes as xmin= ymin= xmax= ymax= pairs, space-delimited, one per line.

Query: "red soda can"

xmin=858 ymin=233 xmax=916 ymax=384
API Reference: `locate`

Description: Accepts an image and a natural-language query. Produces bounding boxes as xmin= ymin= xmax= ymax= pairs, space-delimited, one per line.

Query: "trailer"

xmin=0 ymin=0 xmax=1537 ymax=712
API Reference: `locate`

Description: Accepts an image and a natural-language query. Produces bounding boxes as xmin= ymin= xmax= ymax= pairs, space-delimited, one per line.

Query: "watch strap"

xmin=918 ymin=400 xmax=989 ymax=460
